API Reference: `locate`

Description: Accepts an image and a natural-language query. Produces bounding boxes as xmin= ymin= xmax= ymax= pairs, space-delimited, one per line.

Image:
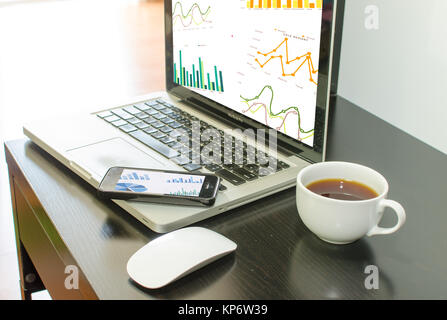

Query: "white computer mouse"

xmin=127 ymin=227 xmax=237 ymax=289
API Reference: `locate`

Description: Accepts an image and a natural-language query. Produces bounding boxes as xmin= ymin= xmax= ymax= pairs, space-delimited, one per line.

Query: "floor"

xmin=0 ymin=0 xmax=164 ymax=299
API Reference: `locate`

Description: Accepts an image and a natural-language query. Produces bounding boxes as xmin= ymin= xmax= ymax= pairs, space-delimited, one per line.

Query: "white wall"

xmin=338 ymin=0 xmax=447 ymax=154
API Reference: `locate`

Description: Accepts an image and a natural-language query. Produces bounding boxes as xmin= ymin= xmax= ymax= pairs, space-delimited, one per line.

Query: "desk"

xmin=5 ymin=96 xmax=447 ymax=299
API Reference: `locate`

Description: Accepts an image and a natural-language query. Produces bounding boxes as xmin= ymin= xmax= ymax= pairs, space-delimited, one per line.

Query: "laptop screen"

xmin=166 ymin=0 xmax=343 ymax=162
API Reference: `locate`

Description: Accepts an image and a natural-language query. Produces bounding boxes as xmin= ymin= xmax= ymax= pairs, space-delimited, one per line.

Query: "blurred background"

xmin=0 ymin=0 xmax=164 ymax=299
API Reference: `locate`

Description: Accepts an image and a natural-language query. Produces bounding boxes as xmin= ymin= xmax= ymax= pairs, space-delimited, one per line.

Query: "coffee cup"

xmin=296 ymin=162 xmax=406 ymax=244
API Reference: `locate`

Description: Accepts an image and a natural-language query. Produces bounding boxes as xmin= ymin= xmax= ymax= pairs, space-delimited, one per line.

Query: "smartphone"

xmin=98 ymin=167 xmax=220 ymax=206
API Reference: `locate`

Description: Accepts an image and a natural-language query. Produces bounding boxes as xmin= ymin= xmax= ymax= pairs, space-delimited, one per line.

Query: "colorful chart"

xmin=167 ymin=176 xmax=204 ymax=184
xmin=119 ymin=172 xmax=151 ymax=181
xmin=240 ymin=85 xmax=314 ymax=141
xmin=172 ymin=0 xmax=323 ymax=148
xmin=174 ymin=50 xmax=225 ymax=92
xmin=169 ymin=188 xmax=200 ymax=196
xmin=173 ymin=1 xmax=211 ymax=28
xmin=255 ymin=37 xmax=318 ymax=85
xmin=115 ymin=183 xmax=148 ymax=192
xmin=246 ymin=0 xmax=322 ymax=9
xmin=116 ymin=169 xmax=205 ymax=196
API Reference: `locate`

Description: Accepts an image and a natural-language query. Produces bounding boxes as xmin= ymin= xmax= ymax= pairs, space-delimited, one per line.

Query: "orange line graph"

xmin=255 ymin=37 xmax=318 ymax=85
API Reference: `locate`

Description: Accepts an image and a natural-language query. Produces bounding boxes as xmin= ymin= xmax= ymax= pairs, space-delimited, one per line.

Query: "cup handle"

xmin=367 ymin=199 xmax=406 ymax=236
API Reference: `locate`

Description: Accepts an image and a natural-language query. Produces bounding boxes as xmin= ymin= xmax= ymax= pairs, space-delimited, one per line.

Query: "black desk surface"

xmin=5 ymin=96 xmax=447 ymax=299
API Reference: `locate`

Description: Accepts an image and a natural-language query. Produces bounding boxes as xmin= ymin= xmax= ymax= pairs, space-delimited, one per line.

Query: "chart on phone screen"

xmin=116 ymin=170 xmax=205 ymax=197
xmin=172 ymin=0 xmax=323 ymax=147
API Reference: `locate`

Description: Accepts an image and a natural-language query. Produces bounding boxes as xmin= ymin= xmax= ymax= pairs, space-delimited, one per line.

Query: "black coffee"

xmin=306 ymin=179 xmax=378 ymax=201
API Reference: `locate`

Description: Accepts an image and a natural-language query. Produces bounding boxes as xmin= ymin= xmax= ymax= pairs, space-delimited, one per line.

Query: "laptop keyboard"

xmin=97 ymin=99 xmax=291 ymax=187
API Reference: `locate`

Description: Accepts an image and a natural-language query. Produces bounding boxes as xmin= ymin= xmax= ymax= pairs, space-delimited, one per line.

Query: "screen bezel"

xmin=99 ymin=167 xmax=220 ymax=200
xmin=165 ymin=0 xmax=345 ymax=163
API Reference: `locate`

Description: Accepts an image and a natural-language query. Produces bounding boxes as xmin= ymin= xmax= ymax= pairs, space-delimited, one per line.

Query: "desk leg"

xmin=17 ymin=242 xmax=45 ymax=300
xmin=7 ymin=159 xmax=45 ymax=300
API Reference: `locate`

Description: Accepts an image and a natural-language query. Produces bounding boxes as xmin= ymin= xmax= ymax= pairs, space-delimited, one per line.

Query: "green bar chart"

xmin=174 ymin=50 xmax=224 ymax=92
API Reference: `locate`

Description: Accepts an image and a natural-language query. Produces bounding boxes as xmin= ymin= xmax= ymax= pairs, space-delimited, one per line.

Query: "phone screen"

xmin=115 ymin=169 xmax=206 ymax=197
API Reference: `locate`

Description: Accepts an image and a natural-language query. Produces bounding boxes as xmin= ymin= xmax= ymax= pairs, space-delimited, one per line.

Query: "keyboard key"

xmin=153 ymin=113 xmax=167 ymax=120
xmin=160 ymin=108 xmax=174 ymax=115
xmin=258 ymin=167 xmax=274 ymax=177
xmin=104 ymin=115 xmax=120 ymax=122
xmin=170 ymin=121 xmax=183 ymax=129
xmin=278 ymin=161 xmax=290 ymax=169
xmin=151 ymin=131 xmax=166 ymax=139
xmin=135 ymin=112 xmax=149 ymax=120
xmin=166 ymin=141 xmax=177 ymax=147
xmin=160 ymin=126 xmax=173 ymax=134
xmin=152 ymin=103 xmax=166 ymax=111
xmin=274 ymin=165 xmax=283 ymax=172
xmin=232 ymin=167 xmax=258 ymax=181
xmin=97 ymin=111 xmax=113 ymax=118
xmin=259 ymin=161 xmax=271 ymax=168
xmin=146 ymin=109 xmax=159 ymax=116
xmin=170 ymin=113 xmax=181 ymax=120
xmin=145 ymin=100 xmax=159 ymax=107
xmin=170 ymin=144 xmax=186 ymax=153
xmin=223 ymin=163 xmax=239 ymax=171
xmin=205 ymin=164 xmax=222 ymax=172
xmin=215 ymin=169 xmax=246 ymax=186
xmin=183 ymin=163 xmax=202 ymax=172
xmin=161 ymin=101 xmax=175 ymax=108
xmin=134 ymin=103 xmax=151 ymax=111
xmin=135 ymin=122 xmax=149 ymax=129
xmin=172 ymin=156 xmax=190 ymax=166
xmin=119 ymin=124 xmax=138 ymax=133
xmin=152 ymin=121 xmax=165 ymax=129
xmin=112 ymin=109 xmax=133 ymax=120
xmin=169 ymin=129 xmax=184 ymax=138
xmin=143 ymin=126 xmax=158 ymax=134
xmin=129 ymin=130 xmax=179 ymax=159
xmin=111 ymin=119 xmax=128 ymax=127
xmin=127 ymin=117 xmax=141 ymax=125
xmin=143 ymin=117 xmax=158 ymax=125
xmin=187 ymin=149 xmax=200 ymax=160
xmin=123 ymin=105 xmax=141 ymax=115
xmin=243 ymin=164 xmax=259 ymax=172
xmin=160 ymin=136 xmax=175 ymax=144
xmin=161 ymin=117 xmax=175 ymax=124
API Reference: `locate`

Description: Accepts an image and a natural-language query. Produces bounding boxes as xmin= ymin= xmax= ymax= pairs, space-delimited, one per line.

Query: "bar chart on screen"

xmin=174 ymin=49 xmax=225 ymax=92
xmin=120 ymin=172 xmax=151 ymax=181
xmin=166 ymin=176 xmax=204 ymax=184
xmin=245 ymin=0 xmax=322 ymax=9
xmin=169 ymin=189 xmax=201 ymax=197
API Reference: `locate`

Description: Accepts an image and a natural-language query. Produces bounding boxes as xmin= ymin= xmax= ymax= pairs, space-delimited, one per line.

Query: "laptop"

xmin=23 ymin=0 xmax=345 ymax=233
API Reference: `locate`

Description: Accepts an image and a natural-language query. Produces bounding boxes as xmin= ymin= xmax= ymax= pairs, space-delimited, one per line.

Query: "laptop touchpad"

xmin=66 ymin=138 xmax=172 ymax=181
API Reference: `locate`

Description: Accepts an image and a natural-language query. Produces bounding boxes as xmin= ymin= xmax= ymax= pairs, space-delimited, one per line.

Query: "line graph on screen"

xmin=240 ymin=85 xmax=315 ymax=141
xmin=172 ymin=1 xmax=211 ymax=28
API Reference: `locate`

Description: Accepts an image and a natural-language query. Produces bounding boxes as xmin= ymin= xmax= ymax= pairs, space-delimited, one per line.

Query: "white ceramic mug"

xmin=296 ymin=162 xmax=406 ymax=244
